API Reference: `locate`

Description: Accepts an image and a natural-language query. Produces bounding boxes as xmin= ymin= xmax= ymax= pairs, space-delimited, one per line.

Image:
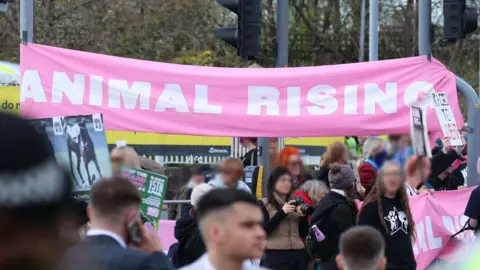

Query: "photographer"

xmin=259 ymin=167 xmax=309 ymax=270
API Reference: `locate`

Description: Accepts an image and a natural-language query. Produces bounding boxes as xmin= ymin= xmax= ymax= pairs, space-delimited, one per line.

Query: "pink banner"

xmin=20 ymin=44 xmax=462 ymax=137
xmin=158 ymin=189 xmax=475 ymax=269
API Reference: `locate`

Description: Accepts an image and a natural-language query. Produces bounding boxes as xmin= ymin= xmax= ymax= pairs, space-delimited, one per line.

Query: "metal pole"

xmin=20 ymin=0 xmax=34 ymax=42
xmin=368 ymin=0 xmax=379 ymax=61
xmin=456 ymin=77 xmax=480 ymax=187
xmin=359 ymin=0 xmax=366 ymax=62
xmin=418 ymin=0 xmax=431 ymax=56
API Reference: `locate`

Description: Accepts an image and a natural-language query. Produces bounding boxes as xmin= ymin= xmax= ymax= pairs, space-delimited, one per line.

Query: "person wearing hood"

xmin=358 ymin=136 xmax=387 ymax=196
xmin=168 ymin=165 xmax=210 ymax=220
xmin=171 ymin=183 xmax=214 ymax=268
xmin=208 ymin=158 xmax=251 ymax=193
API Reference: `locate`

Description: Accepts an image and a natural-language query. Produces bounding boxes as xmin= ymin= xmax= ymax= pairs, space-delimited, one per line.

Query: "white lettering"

xmin=193 ymin=85 xmax=222 ymax=114
xmin=364 ymin=83 xmax=397 ymax=114
xmin=154 ymin=84 xmax=189 ymax=112
xmin=108 ymin=80 xmax=151 ymax=110
xmin=52 ymin=72 xmax=85 ymax=105
xmin=286 ymin=86 xmax=301 ymax=116
xmin=89 ymin=76 xmax=103 ymax=106
xmin=20 ymin=70 xmax=47 ymax=102
xmin=344 ymin=85 xmax=358 ymax=114
xmin=425 ymin=216 xmax=442 ymax=250
xmin=306 ymin=85 xmax=338 ymax=115
xmin=413 ymin=220 xmax=428 ymax=255
xmin=247 ymin=86 xmax=280 ymax=115
xmin=404 ymin=81 xmax=435 ymax=109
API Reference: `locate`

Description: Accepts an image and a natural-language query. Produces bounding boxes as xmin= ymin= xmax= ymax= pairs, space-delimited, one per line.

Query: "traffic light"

xmin=443 ymin=0 xmax=479 ymax=40
xmin=215 ymin=0 xmax=261 ymax=60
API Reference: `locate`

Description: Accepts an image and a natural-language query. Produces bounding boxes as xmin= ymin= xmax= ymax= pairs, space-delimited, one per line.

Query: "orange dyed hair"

xmin=276 ymin=146 xmax=301 ymax=167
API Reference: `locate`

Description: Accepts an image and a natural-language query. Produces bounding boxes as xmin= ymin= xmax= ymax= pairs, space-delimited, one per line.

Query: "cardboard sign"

xmin=121 ymin=166 xmax=168 ymax=223
xmin=410 ymin=106 xmax=431 ymax=157
xmin=30 ymin=114 xmax=112 ymax=200
xmin=431 ymin=92 xmax=462 ymax=146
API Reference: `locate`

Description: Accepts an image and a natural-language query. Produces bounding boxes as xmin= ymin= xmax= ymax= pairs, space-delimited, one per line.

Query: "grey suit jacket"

xmin=179 ymin=254 xmax=268 ymax=270
xmin=60 ymin=235 xmax=174 ymax=270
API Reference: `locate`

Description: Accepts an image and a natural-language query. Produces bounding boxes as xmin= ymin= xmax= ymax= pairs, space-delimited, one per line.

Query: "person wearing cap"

xmin=171 ymin=183 xmax=214 ymax=268
xmin=0 ymin=112 xmax=86 ymax=270
xmin=310 ymin=163 xmax=358 ymax=270
xmin=168 ymin=165 xmax=210 ymax=220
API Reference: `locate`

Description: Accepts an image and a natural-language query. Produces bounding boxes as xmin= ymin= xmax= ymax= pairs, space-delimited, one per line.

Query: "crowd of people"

xmin=1 ymin=111 xmax=480 ymax=270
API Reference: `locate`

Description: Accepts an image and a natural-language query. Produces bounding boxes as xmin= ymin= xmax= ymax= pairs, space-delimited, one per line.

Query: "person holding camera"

xmin=259 ymin=167 xmax=309 ymax=270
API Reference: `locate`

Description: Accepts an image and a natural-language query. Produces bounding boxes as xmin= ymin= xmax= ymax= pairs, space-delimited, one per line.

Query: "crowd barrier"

xmin=155 ymin=187 xmax=476 ymax=269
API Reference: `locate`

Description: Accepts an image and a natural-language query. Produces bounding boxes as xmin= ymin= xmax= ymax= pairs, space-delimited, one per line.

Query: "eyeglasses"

xmin=288 ymin=161 xmax=302 ymax=167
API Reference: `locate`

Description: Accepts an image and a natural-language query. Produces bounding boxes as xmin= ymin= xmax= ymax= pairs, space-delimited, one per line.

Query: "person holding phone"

xmin=61 ymin=177 xmax=174 ymax=270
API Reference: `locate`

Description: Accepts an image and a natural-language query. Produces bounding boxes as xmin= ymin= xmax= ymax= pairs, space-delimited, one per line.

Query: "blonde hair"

xmin=111 ymin=146 xmax=141 ymax=169
xmin=362 ymin=136 xmax=386 ymax=159
xmin=298 ymin=180 xmax=329 ymax=204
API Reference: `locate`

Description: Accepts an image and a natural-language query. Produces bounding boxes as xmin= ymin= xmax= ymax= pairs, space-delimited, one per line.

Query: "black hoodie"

xmin=172 ymin=215 xmax=206 ymax=268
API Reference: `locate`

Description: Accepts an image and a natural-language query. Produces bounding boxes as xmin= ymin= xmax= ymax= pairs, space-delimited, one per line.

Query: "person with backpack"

xmin=308 ymin=163 xmax=358 ymax=270
xmin=357 ymin=161 xmax=416 ymax=269
xmin=259 ymin=167 xmax=309 ymax=270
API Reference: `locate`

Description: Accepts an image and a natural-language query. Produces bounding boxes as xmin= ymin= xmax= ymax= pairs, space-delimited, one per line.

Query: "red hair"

xmin=276 ymin=146 xmax=301 ymax=167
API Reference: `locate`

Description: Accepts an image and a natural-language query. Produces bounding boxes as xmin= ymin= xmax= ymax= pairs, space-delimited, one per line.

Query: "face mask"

xmin=374 ymin=151 xmax=388 ymax=167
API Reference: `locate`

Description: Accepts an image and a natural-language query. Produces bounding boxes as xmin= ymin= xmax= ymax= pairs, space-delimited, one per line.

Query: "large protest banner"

xmin=29 ymin=114 xmax=112 ymax=200
xmin=20 ymin=44 xmax=462 ymax=137
xmin=121 ymin=166 xmax=168 ymax=224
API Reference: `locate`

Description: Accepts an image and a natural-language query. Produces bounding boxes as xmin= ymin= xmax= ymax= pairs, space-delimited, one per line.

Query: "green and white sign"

xmin=121 ymin=166 xmax=168 ymax=223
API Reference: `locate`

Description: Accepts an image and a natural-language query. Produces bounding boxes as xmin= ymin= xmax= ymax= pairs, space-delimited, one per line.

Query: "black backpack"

xmin=306 ymin=201 xmax=343 ymax=260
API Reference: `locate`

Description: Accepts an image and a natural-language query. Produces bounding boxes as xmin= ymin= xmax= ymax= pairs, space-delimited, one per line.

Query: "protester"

xmin=168 ymin=164 xmax=209 ymax=220
xmin=405 ymin=155 xmax=431 ymax=196
xmin=357 ymin=136 xmax=370 ymax=149
xmin=259 ymin=167 xmax=309 ymax=270
xmin=336 ymin=226 xmax=386 ymax=270
xmin=293 ymin=180 xmax=329 ymax=207
xmin=0 ymin=112 xmax=82 ymax=270
xmin=240 ymin=137 xmax=258 ymax=167
xmin=357 ymin=161 xmax=416 ymax=269
xmin=172 ymin=183 xmax=214 ymax=267
xmin=277 ymin=146 xmax=305 ymax=187
xmin=463 ymin=162 xmax=480 ymax=232
xmin=310 ymin=164 xmax=358 ymax=270
xmin=110 ymin=146 xmax=141 ymax=175
xmin=139 ymin=156 xmax=166 ymax=175
xmin=209 ymin=158 xmax=251 ymax=192
xmin=387 ymin=135 xmax=413 ymax=168
xmin=344 ymin=136 xmax=362 ymax=159
xmin=62 ymin=177 xmax=174 ymax=270
xmin=179 ymin=189 xmax=267 ymax=270
xmin=358 ymin=136 xmax=387 ymax=196
xmin=315 ymin=141 xmax=349 ymax=188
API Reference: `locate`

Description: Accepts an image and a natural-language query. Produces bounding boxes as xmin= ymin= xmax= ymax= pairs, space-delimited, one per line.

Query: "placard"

xmin=410 ymin=106 xmax=431 ymax=157
xmin=30 ymin=114 xmax=112 ymax=200
xmin=121 ymin=166 xmax=169 ymax=223
xmin=431 ymin=92 xmax=462 ymax=146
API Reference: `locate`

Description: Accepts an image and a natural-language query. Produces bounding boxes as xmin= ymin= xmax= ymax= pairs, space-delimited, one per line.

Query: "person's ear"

xmin=336 ymin=255 xmax=344 ymax=270
xmin=378 ymin=256 xmax=386 ymax=270
xmin=87 ymin=204 xmax=93 ymax=220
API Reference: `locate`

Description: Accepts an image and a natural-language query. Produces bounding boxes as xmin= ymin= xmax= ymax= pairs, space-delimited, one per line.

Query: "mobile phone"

xmin=127 ymin=211 xmax=142 ymax=246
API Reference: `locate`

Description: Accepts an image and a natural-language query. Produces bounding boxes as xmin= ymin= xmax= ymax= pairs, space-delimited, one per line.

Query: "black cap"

xmin=0 ymin=112 xmax=73 ymax=223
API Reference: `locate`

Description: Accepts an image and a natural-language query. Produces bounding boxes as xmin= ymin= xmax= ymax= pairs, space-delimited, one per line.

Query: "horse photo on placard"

xmin=30 ymin=113 xmax=112 ymax=200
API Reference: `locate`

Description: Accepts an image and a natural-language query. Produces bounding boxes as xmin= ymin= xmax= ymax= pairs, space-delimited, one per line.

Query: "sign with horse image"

xmin=29 ymin=113 xmax=112 ymax=200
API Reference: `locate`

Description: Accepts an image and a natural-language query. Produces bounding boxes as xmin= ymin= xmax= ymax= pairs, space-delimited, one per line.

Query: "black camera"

xmin=292 ymin=197 xmax=314 ymax=216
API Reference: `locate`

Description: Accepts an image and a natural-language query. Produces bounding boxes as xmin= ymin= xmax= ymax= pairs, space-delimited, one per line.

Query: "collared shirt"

xmin=86 ymin=229 xmax=127 ymax=248
xmin=405 ymin=183 xmax=418 ymax=197
xmin=331 ymin=188 xmax=346 ymax=197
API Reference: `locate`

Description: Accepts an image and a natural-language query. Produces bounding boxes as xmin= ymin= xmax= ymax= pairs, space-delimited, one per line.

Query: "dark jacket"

xmin=242 ymin=148 xmax=258 ymax=167
xmin=310 ymin=191 xmax=357 ymax=270
xmin=314 ymin=167 xmax=330 ymax=188
xmin=168 ymin=185 xmax=191 ymax=220
xmin=426 ymin=148 xmax=463 ymax=190
xmin=61 ymin=235 xmax=174 ymax=270
xmin=172 ymin=216 xmax=206 ymax=268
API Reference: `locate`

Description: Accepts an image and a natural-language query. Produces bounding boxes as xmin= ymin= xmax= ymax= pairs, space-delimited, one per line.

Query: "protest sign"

xmin=121 ymin=166 xmax=168 ymax=223
xmin=410 ymin=106 xmax=431 ymax=157
xmin=20 ymin=43 xmax=463 ymax=137
xmin=431 ymin=92 xmax=463 ymax=146
xmin=29 ymin=114 xmax=112 ymax=200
